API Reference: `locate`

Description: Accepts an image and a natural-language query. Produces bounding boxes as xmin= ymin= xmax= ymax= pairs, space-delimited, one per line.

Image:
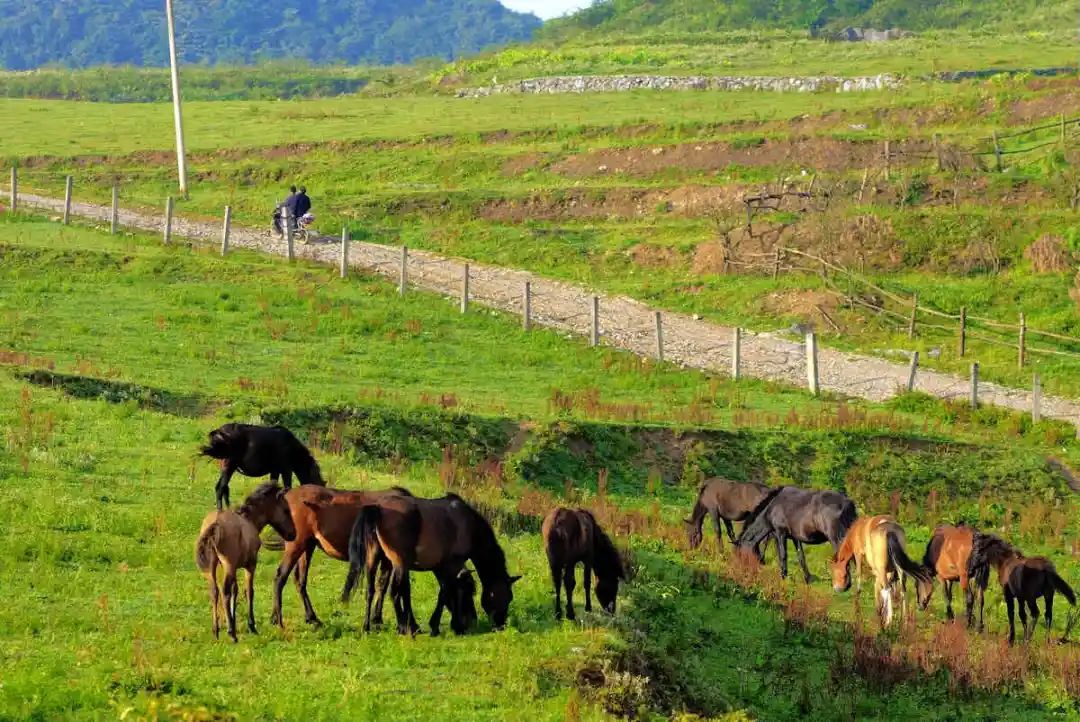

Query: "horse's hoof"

xmin=248 ymin=624 xmax=258 ymax=635
xmin=430 ymin=627 xmax=441 ymax=637
xmin=307 ymin=618 xmax=323 ymax=628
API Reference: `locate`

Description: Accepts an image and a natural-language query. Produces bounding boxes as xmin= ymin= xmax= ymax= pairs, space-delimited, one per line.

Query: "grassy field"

xmin=3 ymin=217 xmax=1080 ymax=719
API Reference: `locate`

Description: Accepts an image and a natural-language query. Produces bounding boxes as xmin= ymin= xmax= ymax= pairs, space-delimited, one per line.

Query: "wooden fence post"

xmin=590 ymin=296 xmax=600 ymax=347
xmin=858 ymin=168 xmax=869 ymax=203
xmin=62 ymin=175 xmax=73 ymax=225
xmin=958 ymin=306 xmax=967 ymax=357
xmin=907 ymin=292 xmax=918 ymax=339
xmin=221 ymin=206 xmax=232 ymax=256
xmin=883 ymin=140 xmax=891 ymax=180
xmin=654 ymin=311 xmax=664 ymax=362
xmin=806 ymin=332 xmax=819 ymax=396
xmin=933 ymin=133 xmax=943 ymax=172
xmin=163 ymin=196 xmax=173 ymax=244
xmin=772 ymin=247 xmax=782 ymax=279
xmin=110 ymin=185 xmax=119 ymax=235
xmin=339 ymin=227 xmax=349 ymax=278
xmin=1032 ymin=373 xmax=1042 ymax=424
xmin=523 ymin=280 xmax=532 ymax=331
xmin=992 ymin=130 xmax=1002 ymax=172
xmin=1061 ymin=114 xmax=1067 ymax=146
xmin=732 ymin=327 xmax=742 ymax=380
xmin=398 ymin=245 xmax=407 ymax=295
xmin=9 ymin=166 xmax=17 ymax=212
xmin=1018 ymin=312 xmax=1027 ymax=369
xmin=460 ymin=263 xmax=469 ymax=313
xmin=970 ymin=362 xmax=979 ymax=409
xmin=906 ymin=351 xmax=919 ymax=392
xmin=283 ymin=206 xmax=294 ymax=261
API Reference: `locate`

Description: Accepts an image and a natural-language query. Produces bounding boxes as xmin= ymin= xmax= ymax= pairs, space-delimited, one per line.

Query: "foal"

xmin=543 ymin=508 xmax=626 ymax=620
xmin=684 ymin=479 xmax=770 ymax=551
xmin=194 ymin=481 xmax=293 ymax=641
xmin=830 ymin=515 xmax=934 ymax=627
xmin=970 ymin=534 xmax=1077 ymax=644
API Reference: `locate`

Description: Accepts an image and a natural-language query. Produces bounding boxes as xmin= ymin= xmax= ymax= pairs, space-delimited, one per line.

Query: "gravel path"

xmin=17 ymin=192 xmax=1080 ymax=430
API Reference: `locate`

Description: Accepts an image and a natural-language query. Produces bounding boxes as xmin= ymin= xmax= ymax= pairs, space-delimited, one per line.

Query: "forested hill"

xmin=541 ymin=0 xmax=1070 ymax=38
xmin=0 ymin=0 xmax=541 ymax=70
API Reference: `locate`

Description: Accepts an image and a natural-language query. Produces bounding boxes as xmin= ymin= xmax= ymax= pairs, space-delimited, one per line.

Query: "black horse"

xmin=736 ymin=486 xmax=856 ymax=583
xmin=201 ymin=423 xmax=324 ymax=509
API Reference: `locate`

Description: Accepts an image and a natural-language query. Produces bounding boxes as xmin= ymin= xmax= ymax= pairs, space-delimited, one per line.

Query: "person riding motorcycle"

xmin=272 ymin=185 xmax=298 ymax=236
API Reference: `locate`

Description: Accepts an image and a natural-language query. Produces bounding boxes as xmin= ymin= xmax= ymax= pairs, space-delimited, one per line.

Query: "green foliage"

xmin=0 ymin=0 xmax=540 ymax=70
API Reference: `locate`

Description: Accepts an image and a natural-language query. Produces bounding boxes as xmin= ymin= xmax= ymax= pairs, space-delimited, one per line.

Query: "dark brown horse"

xmin=736 ymin=486 xmax=856 ymax=583
xmin=684 ymin=479 xmax=771 ymax=551
xmin=202 ymin=423 xmax=324 ymax=509
xmin=542 ymin=508 xmax=626 ymax=620
xmin=969 ymin=534 xmax=1077 ymax=644
xmin=921 ymin=523 xmax=987 ymax=629
xmin=343 ymin=493 xmax=520 ymax=636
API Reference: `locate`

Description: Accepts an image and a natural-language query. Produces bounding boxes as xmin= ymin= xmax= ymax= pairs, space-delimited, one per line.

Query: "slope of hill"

xmin=541 ymin=0 xmax=1072 ymax=38
xmin=0 ymin=0 xmax=541 ymax=70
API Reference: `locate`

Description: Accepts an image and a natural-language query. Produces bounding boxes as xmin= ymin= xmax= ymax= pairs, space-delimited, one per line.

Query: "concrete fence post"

xmin=283 ymin=206 xmax=294 ymax=261
xmin=590 ymin=296 xmax=600 ymax=347
xmin=806 ymin=332 xmax=819 ymax=396
xmin=906 ymin=351 xmax=919 ymax=392
xmin=523 ymin=280 xmax=532 ymax=331
xmin=339 ymin=227 xmax=349 ymax=278
xmin=654 ymin=311 xmax=664 ymax=362
xmin=732 ymin=327 xmax=742 ymax=380
xmin=62 ymin=176 xmax=73 ymax=225
xmin=1032 ymin=373 xmax=1042 ymax=424
xmin=163 ymin=196 xmax=174 ymax=244
xmin=221 ymin=206 xmax=232 ymax=255
xmin=970 ymin=362 xmax=979 ymax=408
xmin=399 ymin=246 xmax=408 ymax=295
xmin=110 ymin=185 xmax=119 ymax=235
xmin=8 ymin=166 xmax=16 ymax=212
xmin=460 ymin=263 xmax=469 ymax=313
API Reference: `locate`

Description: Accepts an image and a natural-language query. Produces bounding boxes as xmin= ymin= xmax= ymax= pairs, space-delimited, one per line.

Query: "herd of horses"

xmin=194 ymin=422 xmax=1074 ymax=647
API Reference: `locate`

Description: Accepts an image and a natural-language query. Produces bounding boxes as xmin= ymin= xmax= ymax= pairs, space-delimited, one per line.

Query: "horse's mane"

xmin=390 ymin=485 xmax=415 ymax=497
xmin=451 ymin=495 xmax=509 ymax=578
xmin=585 ymin=512 xmax=625 ymax=580
xmin=968 ymin=532 xmax=1019 ymax=582
xmin=238 ymin=480 xmax=284 ymax=512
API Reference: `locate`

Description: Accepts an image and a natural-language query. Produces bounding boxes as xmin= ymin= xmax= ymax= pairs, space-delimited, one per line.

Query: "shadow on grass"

xmin=20 ymin=369 xmax=210 ymax=418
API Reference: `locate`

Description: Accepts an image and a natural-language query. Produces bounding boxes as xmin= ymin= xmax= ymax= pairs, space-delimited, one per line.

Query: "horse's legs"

xmin=245 ymin=565 xmax=257 ymax=634
xmin=207 ymin=569 xmax=221 ymax=640
xmin=294 ymin=543 xmax=320 ymax=625
xmin=429 ymin=569 xmax=456 ymax=637
xmin=723 ymin=517 xmax=737 ymax=545
xmin=398 ymin=569 xmax=419 ymax=636
xmin=854 ymin=554 xmax=863 ymax=593
xmin=977 ymin=585 xmax=986 ymax=632
xmin=1045 ymin=590 xmax=1055 ymax=635
xmin=964 ymin=585 xmax=975 ymax=628
xmin=775 ymin=532 xmax=789 ymax=579
xmin=271 ymin=543 xmax=303 ymax=627
xmin=709 ymin=510 xmax=723 ymax=550
xmin=373 ymin=558 xmax=391 ymax=627
xmin=943 ymin=580 xmax=955 ymax=620
xmin=282 ymin=469 xmax=294 ymax=490
xmin=583 ymin=563 xmax=593 ymax=613
xmin=215 ymin=463 xmax=237 ymax=510
xmin=563 ymin=564 xmax=578 ymax=621
xmin=793 ymin=540 xmax=813 ymax=584
xmin=548 ymin=552 xmax=563 ymax=620
xmin=224 ymin=568 xmax=239 ymax=642
xmin=1017 ymin=591 xmax=1029 ymax=643
xmin=1025 ymin=598 xmax=1039 ymax=642
xmin=1005 ymin=589 xmax=1016 ymax=644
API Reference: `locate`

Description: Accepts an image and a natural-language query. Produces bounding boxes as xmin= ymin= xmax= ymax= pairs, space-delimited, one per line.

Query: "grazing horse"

xmin=736 ymin=486 xmax=856 ymax=583
xmin=921 ymin=523 xmax=987 ymax=629
xmin=343 ymin=493 xmax=521 ymax=636
xmin=268 ymin=484 xmax=405 ymax=629
xmin=542 ymin=508 xmax=626 ymax=620
xmin=202 ymin=423 xmax=324 ymax=509
xmin=194 ymin=481 xmax=294 ymax=641
xmin=684 ymin=479 xmax=771 ymax=551
xmin=969 ymin=534 xmax=1077 ymax=644
xmin=830 ymin=515 xmax=934 ymax=627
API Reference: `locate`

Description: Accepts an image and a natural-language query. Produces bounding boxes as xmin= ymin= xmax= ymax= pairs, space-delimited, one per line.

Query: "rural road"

xmin=16 ymin=191 xmax=1080 ymax=430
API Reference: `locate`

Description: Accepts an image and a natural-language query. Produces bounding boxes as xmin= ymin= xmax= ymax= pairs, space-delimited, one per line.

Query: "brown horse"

xmin=684 ymin=479 xmax=771 ymax=551
xmin=969 ymin=534 xmax=1077 ymax=644
xmin=921 ymin=523 xmax=987 ymax=629
xmin=542 ymin=508 xmax=626 ymax=620
xmin=269 ymin=484 xmax=405 ymax=629
xmin=830 ymin=515 xmax=934 ymax=626
xmin=343 ymin=492 xmax=520 ymax=636
xmin=194 ymin=481 xmax=294 ymax=641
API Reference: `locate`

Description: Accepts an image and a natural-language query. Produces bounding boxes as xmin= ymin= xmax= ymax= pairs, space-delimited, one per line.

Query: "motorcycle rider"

xmin=273 ymin=185 xmax=298 ymax=236
xmin=295 ymin=186 xmax=312 ymax=219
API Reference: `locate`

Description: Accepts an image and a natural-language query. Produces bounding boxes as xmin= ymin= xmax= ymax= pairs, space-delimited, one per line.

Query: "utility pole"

xmin=165 ymin=0 xmax=188 ymax=198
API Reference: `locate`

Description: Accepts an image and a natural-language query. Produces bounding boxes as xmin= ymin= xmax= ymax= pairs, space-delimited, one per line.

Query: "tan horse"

xmin=194 ymin=481 xmax=293 ymax=641
xmin=830 ymin=515 xmax=934 ymax=626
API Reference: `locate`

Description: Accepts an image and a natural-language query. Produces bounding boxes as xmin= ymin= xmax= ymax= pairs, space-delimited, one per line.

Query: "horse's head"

xmin=481 ymin=574 xmax=521 ymax=629
xmin=595 ymin=575 xmax=620 ymax=614
xmin=684 ymin=518 xmax=702 ymax=550
xmin=830 ymin=556 xmax=852 ymax=593
xmin=239 ymin=482 xmax=294 ymax=539
xmin=915 ymin=573 xmax=935 ymax=611
xmin=450 ymin=569 xmax=478 ymax=634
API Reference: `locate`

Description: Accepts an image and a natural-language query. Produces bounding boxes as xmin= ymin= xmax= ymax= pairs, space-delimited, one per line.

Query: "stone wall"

xmin=456 ymin=73 xmax=902 ymax=98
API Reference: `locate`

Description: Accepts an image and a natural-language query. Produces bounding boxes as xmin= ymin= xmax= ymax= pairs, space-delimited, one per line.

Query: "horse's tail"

xmin=195 ymin=523 xmax=221 ymax=572
xmin=836 ymin=499 xmax=857 ymax=543
xmin=921 ymin=528 xmax=944 ymax=569
xmin=1050 ymin=571 xmax=1077 ymax=606
xmin=262 ymin=534 xmax=286 ymax=552
xmin=342 ymin=505 xmax=380 ymax=603
xmin=886 ymin=530 xmax=932 ymax=583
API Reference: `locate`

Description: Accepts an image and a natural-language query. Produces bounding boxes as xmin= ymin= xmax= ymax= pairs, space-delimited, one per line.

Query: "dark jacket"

xmin=295 ymin=192 xmax=311 ymax=217
xmin=281 ymin=193 xmax=298 ymax=216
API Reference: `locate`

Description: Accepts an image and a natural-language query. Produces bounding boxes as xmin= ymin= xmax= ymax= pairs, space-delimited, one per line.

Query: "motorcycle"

xmin=271 ymin=208 xmax=316 ymax=244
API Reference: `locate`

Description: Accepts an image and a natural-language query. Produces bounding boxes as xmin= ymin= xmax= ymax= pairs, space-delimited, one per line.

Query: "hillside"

xmin=541 ymin=0 xmax=1073 ymax=38
xmin=0 ymin=0 xmax=541 ymax=70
